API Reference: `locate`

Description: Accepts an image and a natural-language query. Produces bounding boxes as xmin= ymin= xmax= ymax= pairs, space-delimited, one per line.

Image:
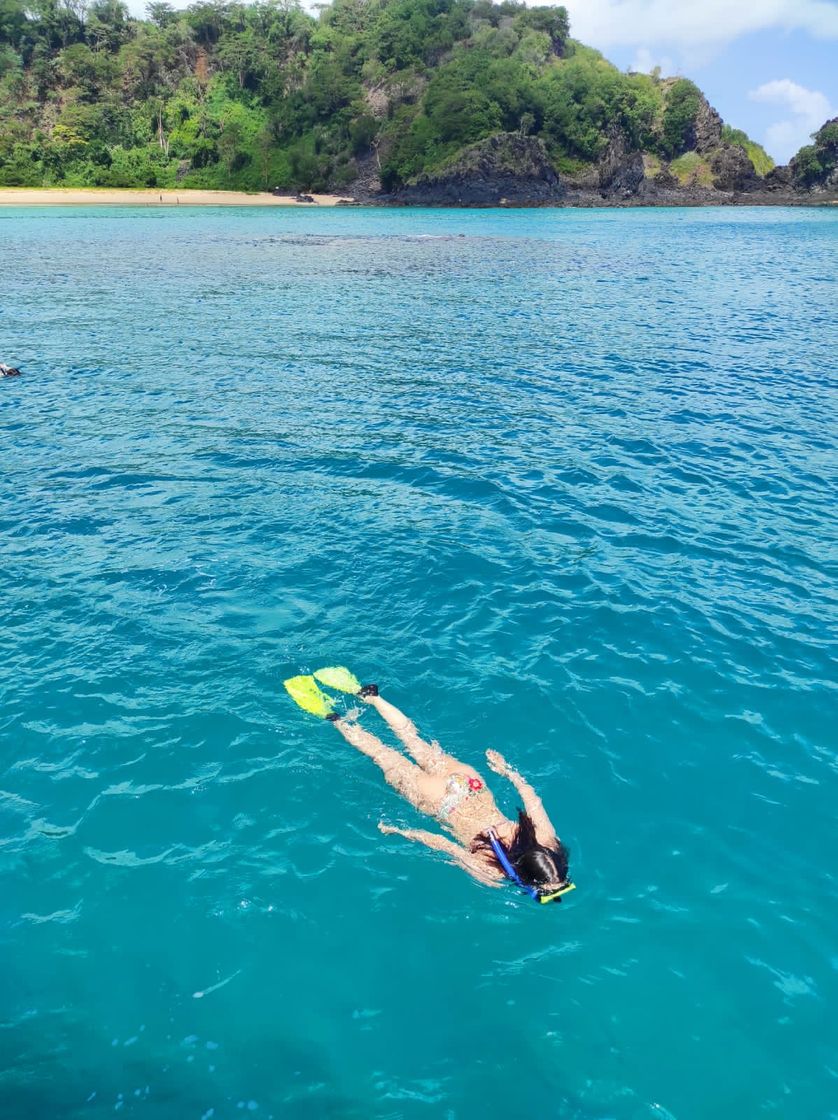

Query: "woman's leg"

xmin=362 ymin=692 xmax=456 ymax=773
xmin=331 ymin=717 xmax=436 ymax=812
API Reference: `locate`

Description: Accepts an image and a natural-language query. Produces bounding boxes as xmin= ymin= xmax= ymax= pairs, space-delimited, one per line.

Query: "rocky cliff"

xmin=373 ymin=94 xmax=838 ymax=208
xmin=391 ymin=134 xmax=564 ymax=205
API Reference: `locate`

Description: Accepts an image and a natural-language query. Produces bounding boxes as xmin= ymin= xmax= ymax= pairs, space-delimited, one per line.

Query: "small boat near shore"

xmin=0 ymin=363 xmax=22 ymax=377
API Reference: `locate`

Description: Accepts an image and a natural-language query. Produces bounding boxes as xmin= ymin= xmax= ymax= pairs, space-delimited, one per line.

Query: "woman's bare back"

xmin=322 ymin=686 xmax=559 ymax=886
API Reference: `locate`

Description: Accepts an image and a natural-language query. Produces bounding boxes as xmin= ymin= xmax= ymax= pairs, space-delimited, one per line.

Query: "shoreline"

xmin=0 ymin=188 xmax=354 ymax=207
xmin=0 ymin=187 xmax=835 ymax=209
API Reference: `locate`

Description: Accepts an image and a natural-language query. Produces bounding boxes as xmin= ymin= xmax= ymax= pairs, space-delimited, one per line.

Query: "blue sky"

xmin=127 ymin=0 xmax=838 ymax=164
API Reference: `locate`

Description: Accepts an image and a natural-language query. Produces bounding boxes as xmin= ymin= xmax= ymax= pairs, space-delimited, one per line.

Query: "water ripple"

xmin=0 ymin=205 xmax=836 ymax=1120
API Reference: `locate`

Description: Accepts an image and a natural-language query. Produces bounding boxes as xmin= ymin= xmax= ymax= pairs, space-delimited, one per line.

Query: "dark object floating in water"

xmin=0 ymin=363 xmax=22 ymax=377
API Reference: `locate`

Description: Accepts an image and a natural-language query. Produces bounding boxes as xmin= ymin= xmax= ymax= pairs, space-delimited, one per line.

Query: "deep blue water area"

xmin=1 ymin=205 xmax=836 ymax=1120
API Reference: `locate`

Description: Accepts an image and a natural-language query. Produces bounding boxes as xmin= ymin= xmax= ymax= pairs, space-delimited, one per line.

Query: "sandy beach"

xmin=0 ymin=188 xmax=354 ymax=207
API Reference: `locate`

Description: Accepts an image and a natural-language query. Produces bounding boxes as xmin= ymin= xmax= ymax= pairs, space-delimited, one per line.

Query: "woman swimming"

xmin=284 ymin=668 xmax=573 ymax=904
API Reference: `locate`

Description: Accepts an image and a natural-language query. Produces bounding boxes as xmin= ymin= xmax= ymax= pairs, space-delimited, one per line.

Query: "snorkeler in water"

xmin=284 ymin=668 xmax=573 ymax=905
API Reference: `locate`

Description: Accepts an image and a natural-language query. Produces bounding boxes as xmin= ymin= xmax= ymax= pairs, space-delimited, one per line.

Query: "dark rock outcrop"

xmin=348 ymin=151 xmax=384 ymax=199
xmin=764 ymin=164 xmax=793 ymax=190
xmin=693 ymin=94 xmax=724 ymax=154
xmin=710 ymin=145 xmax=759 ymax=191
xmin=598 ymin=127 xmax=645 ymax=197
xmin=392 ymin=133 xmax=564 ymax=206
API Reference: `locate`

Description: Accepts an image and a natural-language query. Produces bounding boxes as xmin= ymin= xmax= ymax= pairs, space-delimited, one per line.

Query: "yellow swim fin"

xmin=283 ymin=675 xmax=335 ymax=718
xmin=313 ymin=666 xmax=362 ymax=694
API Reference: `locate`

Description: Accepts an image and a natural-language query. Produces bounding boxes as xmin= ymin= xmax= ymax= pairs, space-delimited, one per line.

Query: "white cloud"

xmin=749 ymin=78 xmax=833 ymax=122
xmin=546 ymin=0 xmax=838 ymax=54
xmin=749 ymin=78 xmax=835 ymax=161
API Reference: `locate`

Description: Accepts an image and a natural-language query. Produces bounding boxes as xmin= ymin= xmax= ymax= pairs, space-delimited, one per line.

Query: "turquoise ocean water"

xmin=1 ymin=205 xmax=836 ymax=1120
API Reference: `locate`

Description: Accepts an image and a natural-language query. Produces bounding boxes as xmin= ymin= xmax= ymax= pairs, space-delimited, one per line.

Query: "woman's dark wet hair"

xmin=474 ymin=810 xmax=570 ymax=897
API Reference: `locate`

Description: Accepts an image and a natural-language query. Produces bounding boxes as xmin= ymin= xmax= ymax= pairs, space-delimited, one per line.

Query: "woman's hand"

xmin=485 ymin=749 xmax=512 ymax=777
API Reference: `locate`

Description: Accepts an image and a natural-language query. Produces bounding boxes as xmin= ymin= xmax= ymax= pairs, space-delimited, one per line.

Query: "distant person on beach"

xmin=284 ymin=668 xmax=574 ymax=904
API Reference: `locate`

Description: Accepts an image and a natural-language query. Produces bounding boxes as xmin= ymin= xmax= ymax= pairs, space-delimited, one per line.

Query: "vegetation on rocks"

xmin=789 ymin=118 xmax=838 ymax=189
xmin=0 ymin=0 xmax=814 ymax=197
xmin=721 ymin=125 xmax=773 ymax=177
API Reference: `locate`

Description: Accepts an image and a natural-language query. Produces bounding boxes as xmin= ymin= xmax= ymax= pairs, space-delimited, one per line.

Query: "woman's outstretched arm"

xmin=485 ymin=749 xmax=558 ymax=846
xmin=378 ymin=824 xmax=501 ymax=887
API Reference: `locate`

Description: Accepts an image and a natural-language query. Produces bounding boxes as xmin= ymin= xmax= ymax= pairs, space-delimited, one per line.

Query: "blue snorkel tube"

xmin=487 ymin=828 xmax=575 ymax=905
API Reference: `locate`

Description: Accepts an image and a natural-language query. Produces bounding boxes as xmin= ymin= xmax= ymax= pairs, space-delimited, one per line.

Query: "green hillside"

xmin=0 ymin=0 xmax=776 ymax=193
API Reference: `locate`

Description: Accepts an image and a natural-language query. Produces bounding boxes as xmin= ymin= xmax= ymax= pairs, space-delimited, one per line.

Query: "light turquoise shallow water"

xmin=1 ymin=205 xmax=836 ymax=1120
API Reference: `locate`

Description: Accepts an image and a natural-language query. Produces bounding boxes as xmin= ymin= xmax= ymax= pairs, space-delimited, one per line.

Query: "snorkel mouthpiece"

xmin=488 ymin=828 xmax=575 ymax=905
